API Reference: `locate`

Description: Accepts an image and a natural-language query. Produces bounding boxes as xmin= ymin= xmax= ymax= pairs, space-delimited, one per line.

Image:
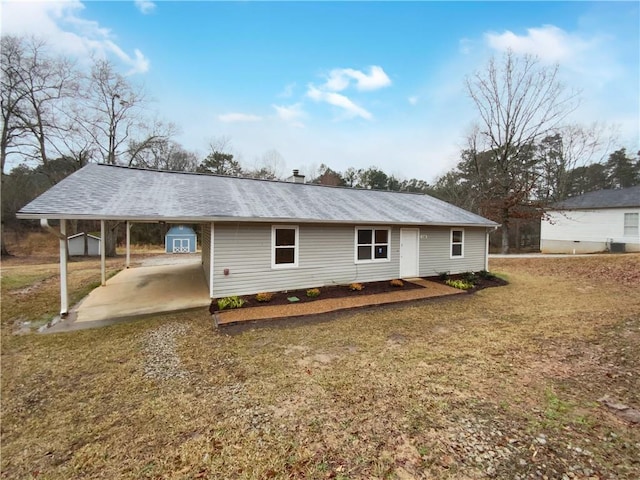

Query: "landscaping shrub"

xmin=390 ymin=279 xmax=404 ymax=287
xmin=462 ymin=271 xmax=477 ymax=284
xmin=217 ymin=296 xmax=245 ymax=310
xmin=255 ymin=292 xmax=273 ymax=303
xmin=306 ymin=288 xmax=321 ymax=298
xmin=438 ymin=271 xmax=450 ymax=281
xmin=478 ymin=270 xmax=497 ymax=280
xmin=349 ymin=283 xmax=364 ymax=291
xmin=445 ymin=279 xmax=474 ymax=290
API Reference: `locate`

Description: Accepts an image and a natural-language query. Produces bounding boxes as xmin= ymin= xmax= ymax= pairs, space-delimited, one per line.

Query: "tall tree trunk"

xmin=105 ymin=221 xmax=119 ymax=257
xmin=1 ymin=221 xmax=11 ymax=257
xmin=501 ymin=209 xmax=510 ymax=254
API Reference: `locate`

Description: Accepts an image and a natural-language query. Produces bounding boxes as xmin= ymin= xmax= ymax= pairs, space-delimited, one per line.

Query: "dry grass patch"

xmin=1 ymin=254 xmax=639 ymax=479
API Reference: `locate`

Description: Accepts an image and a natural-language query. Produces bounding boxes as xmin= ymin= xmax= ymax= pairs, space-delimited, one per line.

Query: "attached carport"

xmin=37 ymin=218 xmax=212 ymax=325
xmin=16 ymin=165 xmax=223 ymax=321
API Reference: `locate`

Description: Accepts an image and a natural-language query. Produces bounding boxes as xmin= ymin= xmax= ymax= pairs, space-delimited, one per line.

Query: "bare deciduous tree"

xmin=535 ymin=123 xmax=616 ymax=203
xmin=0 ymin=36 xmax=79 ymax=173
xmin=465 ymin=51 xmax=580 ymax=253
xmin=82 ymin=59 xmax=146 ymax=165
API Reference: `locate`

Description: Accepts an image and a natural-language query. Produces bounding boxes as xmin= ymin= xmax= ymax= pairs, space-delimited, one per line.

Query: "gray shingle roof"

xmin=552 ymin=186 xmax=640 ymax=210
xmin=17 ymin=164 xmax=497 ymax=227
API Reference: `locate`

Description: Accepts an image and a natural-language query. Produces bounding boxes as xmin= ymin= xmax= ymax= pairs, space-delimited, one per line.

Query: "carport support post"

xmin=59 ymin=219 xmax=68 ymax=316
xmin=100 ymin=220 xmax=106 ymax=286
xmin=125 ymin=221 xmax=131 ymax=268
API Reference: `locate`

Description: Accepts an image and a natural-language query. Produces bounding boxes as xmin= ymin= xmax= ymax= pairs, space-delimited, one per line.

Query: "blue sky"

xmin=3 ymin=1 xmax=639 ymax=181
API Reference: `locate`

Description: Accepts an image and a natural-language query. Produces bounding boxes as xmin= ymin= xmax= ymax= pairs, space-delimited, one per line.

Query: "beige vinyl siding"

xmin=419 ymin=227 xmax=487 ymax=276
xmin=201 ymin=224 xmax=211 ymax=292
xmin=212 ymin=223 xmax=402 ymax=297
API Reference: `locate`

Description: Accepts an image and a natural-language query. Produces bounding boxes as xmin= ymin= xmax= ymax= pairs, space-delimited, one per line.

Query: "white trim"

xmin=15 ymin=212 xmax=497 ymax=229
xmin=450 ymin=228 xmax=464 ymax=259
xmin=485 ymin=229 xmax=489 ymax=271
xmin=209 ymin=222 xmax=215 ymax=298
xmin=100 ymin=220 xmax=106 ymax=286
xmin=354 ymin=226 xmax=391 ymax=264
xmin=125 ymin=221 xmax=131 ymax=268
xmin=67 ymin=232 xmax=101 ymax=241
xmin=271 ymin=225 xmax=299 ymax=269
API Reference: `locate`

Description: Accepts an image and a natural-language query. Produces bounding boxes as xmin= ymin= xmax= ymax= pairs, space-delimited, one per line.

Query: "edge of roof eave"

xmin=16 ymin=212 xmax=498 ymax=228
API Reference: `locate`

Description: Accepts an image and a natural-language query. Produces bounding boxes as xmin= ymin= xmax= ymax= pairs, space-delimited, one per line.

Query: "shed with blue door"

xmin=165 ymin=225 xmax=197 ymax=253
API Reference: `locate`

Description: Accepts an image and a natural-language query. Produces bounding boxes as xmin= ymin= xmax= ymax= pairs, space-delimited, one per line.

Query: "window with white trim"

xmin=624 ymin=213 xmax=639 ymax=237
xmin=355 ymin=227 xmax=390 ymax=263
xmin=450 ymin=229 xmax=464 ymax=258
xmin=272 ymin=225 xmax=298 ymax=268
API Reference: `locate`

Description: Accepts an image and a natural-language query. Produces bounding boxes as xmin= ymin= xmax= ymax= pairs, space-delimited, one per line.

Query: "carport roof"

xmin=552 ymin=185 xmax=640 ymax=210
xmin=17 ymin=163 xmax=497 ymax=227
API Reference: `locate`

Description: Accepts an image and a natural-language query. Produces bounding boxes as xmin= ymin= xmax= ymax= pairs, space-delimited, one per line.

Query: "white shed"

xmin=541 ymin=186 xmax=640 ymax=254
xmin=68 ymin=232 xmax=101 ymax=256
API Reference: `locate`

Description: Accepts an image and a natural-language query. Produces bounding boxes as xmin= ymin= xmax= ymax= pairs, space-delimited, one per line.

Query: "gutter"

xmin=18 ymin=214 xmax=498 ymax=229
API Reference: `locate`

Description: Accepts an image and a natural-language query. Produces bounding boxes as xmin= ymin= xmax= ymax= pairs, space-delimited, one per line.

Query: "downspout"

xmin=41 ymin=219 xmax=69 ymax=317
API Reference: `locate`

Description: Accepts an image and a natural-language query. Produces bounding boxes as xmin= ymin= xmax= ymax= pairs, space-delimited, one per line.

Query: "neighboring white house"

xmin=17 ymin=164 xmax=498 ymax=311
xmin=68 ymin=232 xmax=101 ymax=256
xmin=541 ymin=186 xmax=640 ymax=254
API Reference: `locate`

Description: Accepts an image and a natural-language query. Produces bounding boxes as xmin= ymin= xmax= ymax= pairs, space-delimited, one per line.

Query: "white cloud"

xmin=323 ymin=65 xmax=392 ymax=92
xmin=134 ymin=0 xmax=156 ymax=15
xmin=459 ymin=38 xmax=473 ymax=55
xmin=485 ymin=25 xmax=593 ymax=63
xmin=218 ymin=113 xmax=263 ymax=123
xmin=306 ymin=85 xmax=372 ymax=120
xmin=278 ymin=82 xmax=297 ymax=98
xmin=272 ymin=103 xmax=306 ymax=127
xmin=1 ymin=0 xmax=150 ymax=75
xmin=408 ymin=96 xmax=418 ymax=105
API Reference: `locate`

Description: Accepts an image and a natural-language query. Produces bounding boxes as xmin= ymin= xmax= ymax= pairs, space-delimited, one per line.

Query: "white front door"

xmin=399 ymin=228 xmax=419 ymax=278
xmin=173 ymin=238 xmax=190 ymax=253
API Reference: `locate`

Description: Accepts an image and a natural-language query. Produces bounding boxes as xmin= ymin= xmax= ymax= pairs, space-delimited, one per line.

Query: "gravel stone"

xmin=142 ymin=323 xmax=190 ymax=380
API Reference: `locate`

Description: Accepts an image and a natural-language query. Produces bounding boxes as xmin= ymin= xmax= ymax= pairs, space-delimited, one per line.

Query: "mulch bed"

xmin=210 ymin=275 xmax=508 ymax=313
xmin=210 ymin=280 xmax=424 ymax=313
xmin=430 ymin=273 xmax=509 ymax=292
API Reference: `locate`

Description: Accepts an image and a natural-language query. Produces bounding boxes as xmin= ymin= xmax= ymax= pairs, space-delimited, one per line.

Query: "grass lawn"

xmin=1 ymin=252 xmax=639 ymax=479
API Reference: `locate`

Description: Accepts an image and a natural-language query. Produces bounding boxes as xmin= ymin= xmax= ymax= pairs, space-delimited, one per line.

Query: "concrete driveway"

xmin=47 ymin=258 xmax=210 ymax=332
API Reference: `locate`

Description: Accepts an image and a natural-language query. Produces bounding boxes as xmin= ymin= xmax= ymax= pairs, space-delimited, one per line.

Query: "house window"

xmin=451 ymin=229 xmax=464 ymax=258
xmin=624 ymin=213 xmax=639 ymax=237
xmin=272 ymin=225 xmax=298 ymax=268
xmin=355 ymin=227 xmax=390 ymax=263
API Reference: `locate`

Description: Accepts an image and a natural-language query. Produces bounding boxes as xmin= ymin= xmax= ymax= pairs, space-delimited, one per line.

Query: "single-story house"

xmin=540 ymin=185 xmax=640 ymax=254
xmin=68 ymin=232 xmax=101 ymax=256
xmin=165 ymin=225 xmax=197 ymax=253
xmin=17 ymin=164 xmax=498 ymax=316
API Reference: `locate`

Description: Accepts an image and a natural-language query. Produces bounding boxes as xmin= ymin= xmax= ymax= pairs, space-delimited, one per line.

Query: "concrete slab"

xmin=73 ymin=262 xmax=210 ymax=324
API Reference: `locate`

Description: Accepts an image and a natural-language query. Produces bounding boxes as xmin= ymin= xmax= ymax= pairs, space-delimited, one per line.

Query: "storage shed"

xmin=68 ymin=232 xmax=101 ymax=256
xmin=165 ymin=225 xmax=197 ymax=253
